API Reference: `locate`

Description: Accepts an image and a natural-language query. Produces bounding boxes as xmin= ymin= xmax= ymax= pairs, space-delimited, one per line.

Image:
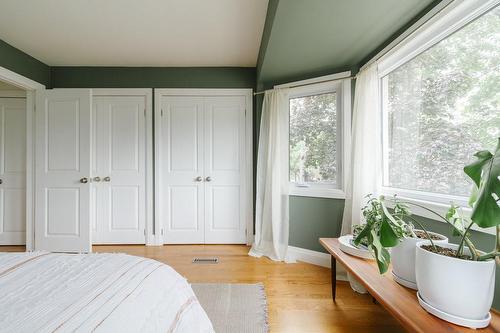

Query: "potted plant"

xmin=352 ymin=196 xmax=447 ymax=290
xmin=415 ymin=138 xmax=500 ymax=327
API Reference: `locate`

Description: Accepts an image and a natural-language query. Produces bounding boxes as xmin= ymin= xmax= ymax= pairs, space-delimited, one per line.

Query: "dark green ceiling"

xmin=257 ymin=0 xmax=440 ymax=85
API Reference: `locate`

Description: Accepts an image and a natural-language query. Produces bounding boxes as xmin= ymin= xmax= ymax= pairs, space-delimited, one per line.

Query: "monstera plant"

xmin=464 ymin=138 xmax=500 ymax=261
xmin=414 ymin=138 xmax=500 ymax=326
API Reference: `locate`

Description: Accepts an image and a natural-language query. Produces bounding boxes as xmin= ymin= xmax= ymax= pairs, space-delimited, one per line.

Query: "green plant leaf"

xmin=379 ymin=201 xmax=402 ymax=247
xmin=379 ymin=218 xmax=400 ymax=247
xmin=380 ymin=200 xmax=401 ymax=226
xmin=446 ymin=205 xmax=465 ymax=237
xmin=464 ymin=151 xmax=493 ymax=189
xmin=369 ymin=230 xmax=391 ymax=274
xmin=353 ymin=223 xmax=371 ymax=246
xmin=464 ymin=139 xmax=500 ymax=228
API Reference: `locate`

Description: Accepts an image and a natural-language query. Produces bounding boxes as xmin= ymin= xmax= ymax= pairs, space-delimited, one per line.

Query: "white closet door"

xmin=92 ymin=96 xmax=146 ymax=244
xmin=204 ymin=96 xmax=247 ymax=244
xmin=35 ymin=89 xmax=92 ymax=252
xmin=160 ymin=96 xmax=205 ymax=244
xmin=0 ymin=98 xmax=26 ymax=245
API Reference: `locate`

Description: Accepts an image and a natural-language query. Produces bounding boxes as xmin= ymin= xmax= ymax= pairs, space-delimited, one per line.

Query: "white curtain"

xmin=249 ymin=88 xmax=290 ymax=261
xmin=341 ymin=64 xmax=381 ymax=235
xmin=340 ymin=64 xmax=381 ymax=294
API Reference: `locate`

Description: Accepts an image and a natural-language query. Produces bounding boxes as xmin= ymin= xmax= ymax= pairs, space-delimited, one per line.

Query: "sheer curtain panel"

xmin=249 ymin=88 xmax=290 ymax=261
xmin=341 ymin=64 xmax=381 ymax=236
xmin=340 ymin=64 xmax=380 ymax=293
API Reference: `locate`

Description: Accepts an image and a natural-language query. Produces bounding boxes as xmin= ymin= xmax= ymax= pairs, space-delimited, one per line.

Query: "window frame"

xmin=377 ymin=0 xmax=499 ymax=235
xmin=283 ymin=78 xmax=351 ymax=199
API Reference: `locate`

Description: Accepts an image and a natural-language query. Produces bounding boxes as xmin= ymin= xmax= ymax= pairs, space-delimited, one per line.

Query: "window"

xmin=380 ymin=3 xmax=500 ymax=209
xmin=285 ymin=78 xmax=351 ymax=198
xmin=290 ymin=92 xmax=337 ymax=184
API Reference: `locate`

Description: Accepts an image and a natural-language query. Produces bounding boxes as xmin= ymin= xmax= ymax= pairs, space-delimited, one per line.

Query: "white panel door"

xmin=92 ymin=96 xmax=146 ymax=244
xmin=0 ymin=98 xmax=26 ymax=245
xmin=35 ymin=89 xmax=92 ymax=252
xmin=204 ymin=96 xmax=246 ymax=243
xmin=160 ymin=96 xmax=205 ymax=244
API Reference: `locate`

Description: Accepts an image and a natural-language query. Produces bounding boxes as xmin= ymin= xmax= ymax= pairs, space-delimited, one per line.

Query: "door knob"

xmin=205 ymin=176 xmax=212 ymax=182
xmin=103 ymin=176 xmax=111 ymax=182
xmin=80 ymin=177 xmax=89 ymax=184
xmin=195 ymin=176 xmax=203 ymax=182
xmin=93 ymin=176 xmax=101 ymax=182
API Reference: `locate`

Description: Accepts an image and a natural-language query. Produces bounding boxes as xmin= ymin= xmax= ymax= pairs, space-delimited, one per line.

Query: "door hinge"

xmin=161 ymin=229 xmax=164 ymax=235
xmin=144 ymin=229 xmax=146 ymax=236
xmin=144 ymin=108 xmax=146 ymax=117
xmin=161 ymin=109 xmax=164 ymax=117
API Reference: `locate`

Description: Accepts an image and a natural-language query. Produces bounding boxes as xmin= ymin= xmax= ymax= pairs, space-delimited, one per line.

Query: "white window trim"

xmin=378 ymin=0 xmax=500 ymax=77
xmin=377 ymin=0 xmax=499 ymax=235
xmin=279 ymin=75 xmax=351 ymax=200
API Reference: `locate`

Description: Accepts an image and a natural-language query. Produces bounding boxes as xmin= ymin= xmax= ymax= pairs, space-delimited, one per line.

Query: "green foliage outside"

xmin=289 ymin=92 xmax=337 ymax=184
xmin=386 ymin=6 xmax=500 ymax=196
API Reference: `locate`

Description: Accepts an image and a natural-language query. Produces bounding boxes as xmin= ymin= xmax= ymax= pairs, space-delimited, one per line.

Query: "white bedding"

xmin=0 ymin=252 xmax=214 ymax=333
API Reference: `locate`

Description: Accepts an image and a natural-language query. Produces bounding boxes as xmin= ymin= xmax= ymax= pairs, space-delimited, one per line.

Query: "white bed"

xmin=0 ymin=251 xmax=214 ymax=333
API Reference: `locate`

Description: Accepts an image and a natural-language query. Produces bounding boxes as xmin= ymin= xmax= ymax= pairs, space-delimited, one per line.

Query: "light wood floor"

xmin=1 ymin=244 xmax=404 ymax=333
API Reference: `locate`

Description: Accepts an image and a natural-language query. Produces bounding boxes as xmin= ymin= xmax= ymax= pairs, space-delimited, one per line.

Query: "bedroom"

xmin=0 ymin=0 xmax=499 ymax=332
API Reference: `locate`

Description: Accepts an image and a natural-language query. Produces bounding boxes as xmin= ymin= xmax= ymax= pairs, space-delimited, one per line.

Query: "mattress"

xmin=0 ymin=251 xmax=214 ymax=333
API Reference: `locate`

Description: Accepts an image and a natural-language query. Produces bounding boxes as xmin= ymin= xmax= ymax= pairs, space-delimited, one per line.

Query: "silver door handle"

xmin=80 ymin=177 xmax=89 ymax=184
xmin=205 ymin=177 xmax=212 ymax=182
xmin=103 ymin=176 xmax=111 ymax=182
xmin=195 ymin=176 xmax=203 ymax=182
xmin=93 ymin=176 xmax=101 ymax=182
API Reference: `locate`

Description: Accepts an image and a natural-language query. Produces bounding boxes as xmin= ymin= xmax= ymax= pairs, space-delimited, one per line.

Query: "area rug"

xmin=191 ymin=283 xmax=269 ymax=333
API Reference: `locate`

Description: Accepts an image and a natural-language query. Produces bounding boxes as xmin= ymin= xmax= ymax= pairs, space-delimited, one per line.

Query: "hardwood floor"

xmin=1 ymin=244 xmax=405 ymax=333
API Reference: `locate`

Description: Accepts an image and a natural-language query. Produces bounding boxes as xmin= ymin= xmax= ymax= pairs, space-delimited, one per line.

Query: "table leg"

xmin=331 ymin=255 xmax=336 ymax=301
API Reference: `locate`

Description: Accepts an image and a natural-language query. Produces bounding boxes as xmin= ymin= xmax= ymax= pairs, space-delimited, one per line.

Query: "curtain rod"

xmin=253 ymin=75 xmax=357 ymax=96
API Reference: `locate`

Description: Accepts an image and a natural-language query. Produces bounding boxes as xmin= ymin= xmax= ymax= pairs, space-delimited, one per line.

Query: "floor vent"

xmin=192 ymin=258 xmax=219 ymax=264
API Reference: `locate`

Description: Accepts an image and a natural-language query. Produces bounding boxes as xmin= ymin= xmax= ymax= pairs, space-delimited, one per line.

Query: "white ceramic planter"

xmin=415 ymin=242 xmax=496 ymax=321
xmin=391 ymin=231 xmax=448 ymax=289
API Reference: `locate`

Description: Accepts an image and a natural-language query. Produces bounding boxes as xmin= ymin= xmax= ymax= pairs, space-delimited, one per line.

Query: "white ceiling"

xmin=0 ymin=0 xmax=268 ymax=67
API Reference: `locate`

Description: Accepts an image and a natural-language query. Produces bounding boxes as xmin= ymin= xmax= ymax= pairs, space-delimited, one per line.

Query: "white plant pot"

xmin=391 ymin=231 xmax=447 ymax=290
xmin=415 ymin=242 xmax=495 ymax=322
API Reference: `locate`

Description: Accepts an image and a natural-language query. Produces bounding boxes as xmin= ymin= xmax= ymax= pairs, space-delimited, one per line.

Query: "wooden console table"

xmin=320 ymin=238 xmax=500 ymax=333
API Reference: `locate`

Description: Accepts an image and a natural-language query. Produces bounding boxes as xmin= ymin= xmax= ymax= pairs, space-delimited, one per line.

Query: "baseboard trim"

xmin=286 ymin=246 xmax=347 ymax=281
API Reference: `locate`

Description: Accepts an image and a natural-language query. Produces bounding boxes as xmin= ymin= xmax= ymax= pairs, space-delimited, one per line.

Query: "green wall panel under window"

xmin=289 ymin=196 xmax=344 ymax=253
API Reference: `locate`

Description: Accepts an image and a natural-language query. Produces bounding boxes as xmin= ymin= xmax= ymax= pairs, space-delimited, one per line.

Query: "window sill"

xmin=381 ymin=193 xmax=496 ymax=236
xmin=289 ymin=187 xmax=346 ymax=200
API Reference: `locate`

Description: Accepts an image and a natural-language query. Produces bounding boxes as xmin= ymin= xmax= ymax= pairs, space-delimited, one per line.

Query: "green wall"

xmin=50 ymin=67 xmax=255 ymax=88
xmin=257 ymin=0 xmax=437 ymax=85
xmin=289 ymin=197 xmax=344 ymax=252
xmin=0 ymin=39 xmax=50 ymax=86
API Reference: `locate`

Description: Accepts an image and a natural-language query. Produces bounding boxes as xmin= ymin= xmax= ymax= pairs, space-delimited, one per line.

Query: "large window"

xmin=285 ymin=79 xmax=350 ymax=198
xmin=380 ymin=3 xmax=500 ymax=206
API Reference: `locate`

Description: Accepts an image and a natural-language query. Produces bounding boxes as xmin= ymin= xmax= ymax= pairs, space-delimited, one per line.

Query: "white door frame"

xmin=92 ymin=89 xmax=154 ymax=245
xmin=154 ymin=88 xmax=254 ymax=245
xmin=0 ymin=66 xmax=45 ymax=250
